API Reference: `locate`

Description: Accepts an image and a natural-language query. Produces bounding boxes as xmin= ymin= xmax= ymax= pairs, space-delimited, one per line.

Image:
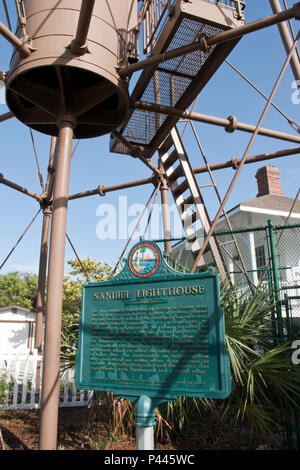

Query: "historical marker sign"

xmin=75 ymin=241 xmax=231 ymax=404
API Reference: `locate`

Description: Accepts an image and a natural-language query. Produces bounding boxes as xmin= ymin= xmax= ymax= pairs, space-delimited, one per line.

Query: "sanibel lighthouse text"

xmin=92 ymin=284 xmax=205 ymax=301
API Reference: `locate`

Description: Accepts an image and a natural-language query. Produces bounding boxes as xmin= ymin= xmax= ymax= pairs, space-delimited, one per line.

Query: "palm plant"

xmin=211 ymin=280 xmax=299 ymax=446
xmin=159 ymin=278 xmax=300 ymax=447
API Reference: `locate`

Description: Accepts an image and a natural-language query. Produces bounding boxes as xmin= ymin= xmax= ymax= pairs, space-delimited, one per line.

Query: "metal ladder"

xmin=160 ymin=126 xmax=254 ymax=288
xmin=159 ymin=126 xmax=227 ymax=277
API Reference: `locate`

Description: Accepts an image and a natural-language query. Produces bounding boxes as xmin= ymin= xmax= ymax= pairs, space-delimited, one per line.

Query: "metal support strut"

xmin=39 ymin=116 xmax=74 ymax=450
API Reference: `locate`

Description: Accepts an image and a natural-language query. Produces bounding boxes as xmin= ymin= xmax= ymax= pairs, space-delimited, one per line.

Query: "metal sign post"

xmin=135 ymin=396 xmax=155 ymax=450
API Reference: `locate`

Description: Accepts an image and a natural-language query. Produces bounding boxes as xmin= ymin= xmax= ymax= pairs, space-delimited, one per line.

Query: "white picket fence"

xmin=0 ymin=351 xmax=93 ymax=410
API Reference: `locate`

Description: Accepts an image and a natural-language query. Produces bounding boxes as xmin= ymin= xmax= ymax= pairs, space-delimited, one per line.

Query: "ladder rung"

xmin=186 ymin=235 xmax=196 ymax=243
xmin=181 ymin=211 xmax=198 ymax=224
xmin=198 ymin=183 xmax=215 ymax=189
xmin=178 ymin=194 xmax=194 ymax=208
xmin=161 ymin=149 xmax=178 ymax=170
xmin=219 ymin=240 xmax=235 ymax=247
xmin=185 ymin=225 xmax=196 ymax=237
xmin=172 ymin=179 xmax=189 ymax=197
xmin=159 ymin=134 xmax=173 ymax=155
xmin=167 ymin=164 xmax=184 ymax=182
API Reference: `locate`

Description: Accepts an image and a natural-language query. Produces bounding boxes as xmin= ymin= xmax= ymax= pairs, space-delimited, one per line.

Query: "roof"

xmin=221 ymin=194 xmax=300 ymax=218
xmin=240 ymin=194 xmax=300 ymax=213
xmin=0 ymin=305 xmax=32 ymax=313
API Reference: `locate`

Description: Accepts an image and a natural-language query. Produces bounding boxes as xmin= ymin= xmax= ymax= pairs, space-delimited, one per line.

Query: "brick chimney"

xmin=255 ymin=165 xmax=284 ymax=197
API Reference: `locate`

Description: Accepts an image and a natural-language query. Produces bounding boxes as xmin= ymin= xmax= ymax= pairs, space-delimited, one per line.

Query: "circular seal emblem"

xmin=128 ymin=242 xmax=161 ymax=278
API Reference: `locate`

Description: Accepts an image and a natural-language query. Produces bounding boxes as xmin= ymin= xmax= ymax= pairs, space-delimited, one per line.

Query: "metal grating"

xmin=111 ymin=0 xmax=245 ymax=155
xmin=123 ymin=19 xmax=222 ymax=146
xmin=159 ymin=20 xmax=220 ymax=76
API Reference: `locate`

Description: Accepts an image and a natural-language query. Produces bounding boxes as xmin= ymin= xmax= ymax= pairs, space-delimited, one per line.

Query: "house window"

xmin=255 ymin=245 xmax=266 ymax=280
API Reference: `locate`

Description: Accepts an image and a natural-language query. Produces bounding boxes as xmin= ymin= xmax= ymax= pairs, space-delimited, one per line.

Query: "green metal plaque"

xmin=75 ymin=241 xmax=231 ymax=405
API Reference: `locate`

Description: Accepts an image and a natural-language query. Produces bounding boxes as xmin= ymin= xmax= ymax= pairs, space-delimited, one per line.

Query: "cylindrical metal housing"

xmin=6 ymin=0 xmax=137 ymax=138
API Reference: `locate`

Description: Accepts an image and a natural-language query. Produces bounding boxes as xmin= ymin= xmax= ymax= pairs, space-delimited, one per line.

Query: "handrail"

xmin=141 ymin=0 xmax=172 ymax=55
xmin=214 ymin=0 xmax=246 ymax=11
xmin=139 ymin=0 xmax=246 ymax=56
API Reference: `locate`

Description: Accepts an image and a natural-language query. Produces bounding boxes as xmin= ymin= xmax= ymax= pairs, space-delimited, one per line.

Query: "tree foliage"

xmin=220 ymin=280 xmax=300 ymax=439
xmin=0 ymin=258 xmax=112 ymax=356
xmin=0 ymin=272 xmax=38 ymax=310
xmin=62 ymin=257 xmax=113 ymax=333
xmin=162 ymin=277 xmax=300 ymax=445
xmin=60 ymin=258 xmax=113 ymax=366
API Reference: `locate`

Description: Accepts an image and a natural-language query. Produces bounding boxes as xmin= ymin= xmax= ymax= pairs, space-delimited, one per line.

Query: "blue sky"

xmin=0 ymin=1 xmax=299 ymax=277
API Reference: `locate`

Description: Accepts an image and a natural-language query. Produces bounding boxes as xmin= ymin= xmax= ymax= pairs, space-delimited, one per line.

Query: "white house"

xmin=174 ymin=165 xmax=300 ymax=317
xmin=0 ymin=305 xmax=36 ymax=354
xmin=213 ymin=166 xmax=300 ymax=284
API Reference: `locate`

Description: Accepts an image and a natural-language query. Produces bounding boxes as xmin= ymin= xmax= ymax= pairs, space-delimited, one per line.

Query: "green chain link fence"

xmin=149 ymin=220 xmax=300 ymax=449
